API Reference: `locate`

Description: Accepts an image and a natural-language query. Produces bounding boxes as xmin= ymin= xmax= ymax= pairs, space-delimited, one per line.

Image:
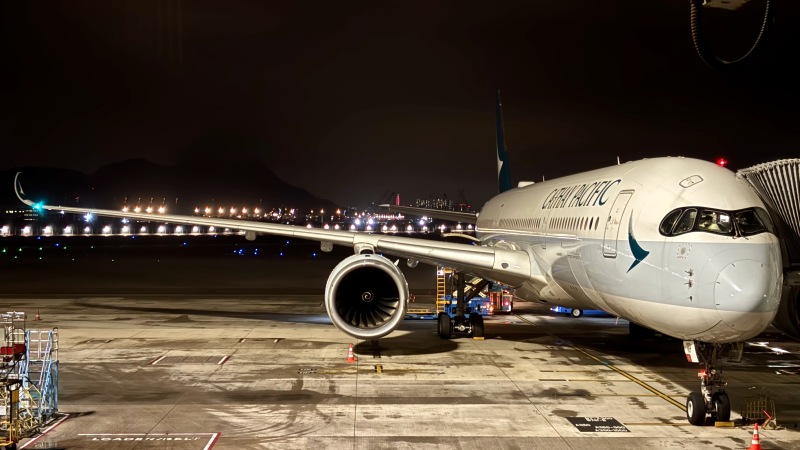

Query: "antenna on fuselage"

xmin=617 ymin=156 xmax=621 ymax=165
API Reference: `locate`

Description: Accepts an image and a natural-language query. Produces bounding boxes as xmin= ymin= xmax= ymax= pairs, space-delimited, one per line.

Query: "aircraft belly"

xmin=602 ymin=294 xmax=768 ymax=342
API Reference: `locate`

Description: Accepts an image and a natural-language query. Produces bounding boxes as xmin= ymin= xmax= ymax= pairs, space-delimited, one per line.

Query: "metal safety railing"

xmin=741 ymin=388 xmax=778 ymax=429
xmin=0 ymin=312 xmax=59 ymax=446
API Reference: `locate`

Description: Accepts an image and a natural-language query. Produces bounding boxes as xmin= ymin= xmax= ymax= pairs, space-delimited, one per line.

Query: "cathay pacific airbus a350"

xmin=15 ymin=94 xmax=795 ymax=426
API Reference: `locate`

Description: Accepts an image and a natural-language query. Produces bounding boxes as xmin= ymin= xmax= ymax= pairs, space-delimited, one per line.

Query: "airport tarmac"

xmin=2 ymin=237 xmax=800 ymax=449
xmin=1 ymin=294 xmax=798 ymax=450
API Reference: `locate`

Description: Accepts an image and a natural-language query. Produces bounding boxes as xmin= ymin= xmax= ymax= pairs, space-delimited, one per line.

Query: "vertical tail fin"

xmin=495 ymin=90 xmax=512 ymax=193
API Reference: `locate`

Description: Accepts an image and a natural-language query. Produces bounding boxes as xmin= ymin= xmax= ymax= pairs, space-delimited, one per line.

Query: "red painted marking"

xmin=204 ymin=432 xmax=221 ymax=449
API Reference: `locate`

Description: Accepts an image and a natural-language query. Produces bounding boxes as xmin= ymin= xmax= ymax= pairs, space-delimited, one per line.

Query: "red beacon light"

xmin=715 ymin=157 xmax=728 ymax=168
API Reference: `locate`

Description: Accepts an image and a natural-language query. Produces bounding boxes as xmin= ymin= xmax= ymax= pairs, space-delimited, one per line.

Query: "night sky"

xmin=2 ymin=1 xmax=799 ymax=208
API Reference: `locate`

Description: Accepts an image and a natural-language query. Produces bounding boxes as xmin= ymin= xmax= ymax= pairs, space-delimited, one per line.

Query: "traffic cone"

xmin=34 ymin=309 xmax=41 ymax=321
xmin=748 ymin=422 xmax=761 ymax=450
xmin=346 ymin=344 xmax=356 ymax=363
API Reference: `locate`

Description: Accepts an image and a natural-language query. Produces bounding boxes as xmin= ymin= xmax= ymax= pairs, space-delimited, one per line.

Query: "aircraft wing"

xmin=380 ymin=204 xmax=478 ymax=224
xmin=15 ymin=174 xmax=530 ymax=287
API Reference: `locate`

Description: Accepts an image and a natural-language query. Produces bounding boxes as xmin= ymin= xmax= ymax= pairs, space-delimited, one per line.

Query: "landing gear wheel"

xmin=686 ymin=391 xmax=707 ymax=426
xmin=571 ymin=308 xmax=583 ymax=318
xmin=470 ymin=314 xmax=485 ymax=338
xmin=437 ymin=313 xmax=452 ymax=339
xmin=713 ymin=392 xmax=731 ymax=422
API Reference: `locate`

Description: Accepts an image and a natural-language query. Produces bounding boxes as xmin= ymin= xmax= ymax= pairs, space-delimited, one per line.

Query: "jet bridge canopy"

xmin=737 ymin=159 xmax=800 ymax=275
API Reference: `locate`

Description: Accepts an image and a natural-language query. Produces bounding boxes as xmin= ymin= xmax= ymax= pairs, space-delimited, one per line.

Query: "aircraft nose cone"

xmin=714 ymin=259 xmax=776 ymax=332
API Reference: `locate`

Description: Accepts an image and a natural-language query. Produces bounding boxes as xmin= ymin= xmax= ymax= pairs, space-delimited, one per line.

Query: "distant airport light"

xmin=2 ymin=225 xmax=11 ymax=236
xmin=209 ymin=226 xmax=216 ymax=232
xmin=175 ymin=226 xmax=183 ymax=234
xmin=83 ymin=226 xmax=91 ymax=234
xmin=323 ymin=224 xmax=330 ymax=229
xmin=218 ymin=207 xmax=225 ymax=214
xmin=192 ymin=226 xmax=200 ymax=233
xmin=254 ymin=208 xmax=260 ymax=215
xmin=204 ymin=207 xmax=211 ymax=214
xmin=84 ymin=213 xmax=93 ymax=221
xmin=406 ymin=225 xmax=413 ymax=232
xmin=146 ymin=206 xmax=153 ymax=213
xmin=716 ymin=158 xmax=728 ymax=167
xmin=43 ymin=226 xmax=53 ymax=236
xmin=157 ymin=206 xmax=166 ymax=214
xmin=307 ymin=224 xmax=313 ymax=228
xmin=134 ymin=206 xmax=141 ymax=213
xmin=242 ymin=208 xmax=248 ymax=214
xmin=140 ymin=226 xmax=148 ymax=233
xmin=158 ymin=225 xmax=166 ymax=233
xmin=102 ymin=225 xmax=111 ymax=234
xmin=122 ymin=206 xmax=129 ymax=212
xmin=366 ymin=225 xmax=373 ymax=231
xmin=63 ymin=226 xmax=73 ymax=235
xmin=121 ymin=225 xmax=130 ymax=234
xmin=350 ymin=224 xmax=356 ymax=231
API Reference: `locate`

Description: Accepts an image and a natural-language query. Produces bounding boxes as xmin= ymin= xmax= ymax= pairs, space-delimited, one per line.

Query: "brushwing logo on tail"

xmin=627 ymin=213 xmax=649 ymax=273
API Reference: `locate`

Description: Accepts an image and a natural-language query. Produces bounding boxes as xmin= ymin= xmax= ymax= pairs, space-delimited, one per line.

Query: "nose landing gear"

xmin=683 ymin=341 xmax=741 ymax=425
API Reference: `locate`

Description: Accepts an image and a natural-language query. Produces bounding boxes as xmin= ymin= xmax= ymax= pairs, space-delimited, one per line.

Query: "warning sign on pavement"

xmin=566 ymin=417 xmax=629 ymax=432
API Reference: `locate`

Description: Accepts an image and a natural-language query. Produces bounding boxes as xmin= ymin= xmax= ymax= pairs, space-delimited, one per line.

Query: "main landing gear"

xmin=437 ymin=270 xmax=486 ymax=340
xmin=683 ymin=341 xmax=742 ymax=425
xmin=437 ymin=311 xmax=484 ymax=339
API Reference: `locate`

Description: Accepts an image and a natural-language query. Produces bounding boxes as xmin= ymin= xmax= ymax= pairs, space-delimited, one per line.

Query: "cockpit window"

xmin=659 ymin=206 xmax=774 ymax=238
xmin=659 ymin=209 xmax=682 ymax=235
xmin=672 ymin=209 xmax=697 ymax=235
xmin=696 ymin=209 xmax=733 ymax=235
xmin=736 ymin=208 xmax=772 ymax=236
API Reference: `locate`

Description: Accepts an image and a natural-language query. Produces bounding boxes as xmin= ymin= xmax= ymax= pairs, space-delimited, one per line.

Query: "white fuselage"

xmin=475 ymin=157 xmax=783 ymax=343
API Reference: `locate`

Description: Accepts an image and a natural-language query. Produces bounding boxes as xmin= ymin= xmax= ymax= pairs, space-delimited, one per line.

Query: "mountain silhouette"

xmin=1 ymin=158 xmax=337 ymax=213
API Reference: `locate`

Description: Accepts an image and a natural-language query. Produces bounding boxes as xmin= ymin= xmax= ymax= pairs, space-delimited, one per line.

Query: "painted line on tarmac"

xmin=514 ymin=314 xmax=687 ymax=412
xmin=20 ymin=413 xmax=70 ymax=449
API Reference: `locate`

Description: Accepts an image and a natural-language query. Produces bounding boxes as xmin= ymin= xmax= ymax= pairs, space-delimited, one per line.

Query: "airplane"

xmin=14 ymin=92 xmax=798 ymax=427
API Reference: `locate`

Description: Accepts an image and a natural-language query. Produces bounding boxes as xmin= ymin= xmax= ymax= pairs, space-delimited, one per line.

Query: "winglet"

xmin=496 ymin=90 xmax=511 ymax=193
xmin=14 ymin=172 xmax=35 ymax=207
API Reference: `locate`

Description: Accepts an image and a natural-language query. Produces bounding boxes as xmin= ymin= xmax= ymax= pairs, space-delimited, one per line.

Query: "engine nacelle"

xmin=772 ymin=285 xmax=800 ymax=339
xmin=324 ymin=253 xmax=409 ymax=339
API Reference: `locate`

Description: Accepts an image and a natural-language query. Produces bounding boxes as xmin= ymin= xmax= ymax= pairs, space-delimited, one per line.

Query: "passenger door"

xmin=602 ymin=191 xmax=634 ymax=258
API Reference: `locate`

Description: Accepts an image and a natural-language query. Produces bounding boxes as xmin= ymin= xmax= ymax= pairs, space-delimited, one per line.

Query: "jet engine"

xmin=324 ymin=253 xmax=409 ymax=339
xmin=772 ymin=285 xmax=800 ymax=339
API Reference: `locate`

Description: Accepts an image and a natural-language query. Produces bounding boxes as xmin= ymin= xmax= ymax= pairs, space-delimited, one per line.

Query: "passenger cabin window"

xmin=659 ymin=206 xmax=773 ymax=237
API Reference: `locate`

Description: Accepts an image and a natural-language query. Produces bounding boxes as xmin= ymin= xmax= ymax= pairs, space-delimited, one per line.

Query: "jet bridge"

xmin=737 ymin=159 xmax=800 ymax=276
xmin=738 ymin=159 xmax=800 ymax=339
